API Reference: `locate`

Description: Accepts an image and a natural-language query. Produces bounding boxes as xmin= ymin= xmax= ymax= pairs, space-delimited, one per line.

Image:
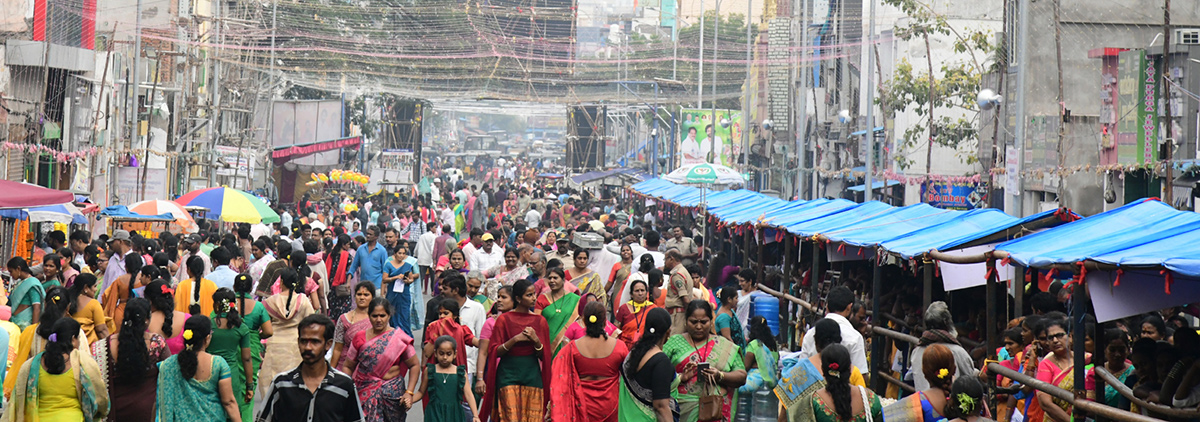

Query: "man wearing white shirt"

xmin=524 ymin=204 xmax=542 ymax=228
xmin=416 ymin=222 xmax=438 ymax=285
xmin=461 ymin=228 xmax=483 ymax=264
xmin=469 ymin=233 xmax=505 ymax=273
xmin=427 ymin=275 xmax=486 ymax=396
xmin=799 ymin=286 xmax=869 ymax=375
xmin=175 ymin=234 xmax=212 ymax=283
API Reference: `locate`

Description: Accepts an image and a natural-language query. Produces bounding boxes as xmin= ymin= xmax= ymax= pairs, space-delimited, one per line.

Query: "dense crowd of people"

xmin=0 ymin=162 xmax=1198 ymax=422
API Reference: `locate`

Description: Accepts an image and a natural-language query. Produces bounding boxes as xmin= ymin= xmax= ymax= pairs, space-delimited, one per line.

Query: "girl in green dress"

xmin=415 ymin=335 xmax=480 ymax=422
xmin=207 ymin=289 xmax=255 ymax=422
xmin=232 ymin=273 xmax=272 ymax=380
xmin=812 ymin=344 xmax=882 ymax=422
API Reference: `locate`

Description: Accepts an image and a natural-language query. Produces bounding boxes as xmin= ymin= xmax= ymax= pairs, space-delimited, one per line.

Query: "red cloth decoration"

xmin=1114 ymin=268 xmax=1124 ymax=287
xmin=1162 ymin=269 xmax=1174 ymax=294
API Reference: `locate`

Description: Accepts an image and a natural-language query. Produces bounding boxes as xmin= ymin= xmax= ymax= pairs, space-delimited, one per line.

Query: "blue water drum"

xmin=751 ymin=295 xmax=780 ymax=336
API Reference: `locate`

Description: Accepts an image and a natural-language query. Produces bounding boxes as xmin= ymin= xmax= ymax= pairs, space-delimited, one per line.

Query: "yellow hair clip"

xmin=182 ymin=329 xmax=194 ymax=341
xmin=52 ymin=295 xmax=61 ymax=302
xmin=938 ymin=368 xmax=950 ymax=379
xmin=588 ymin=315 xmax=598 ymax=323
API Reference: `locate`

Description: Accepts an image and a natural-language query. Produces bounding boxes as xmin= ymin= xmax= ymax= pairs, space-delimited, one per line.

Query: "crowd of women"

xmin=2 ymin=162 xmax=1197 ymax=422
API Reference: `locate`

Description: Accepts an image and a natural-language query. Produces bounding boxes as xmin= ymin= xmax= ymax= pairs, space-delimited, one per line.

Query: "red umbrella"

xmin=0 ymin=180 xmax=75 ymax=210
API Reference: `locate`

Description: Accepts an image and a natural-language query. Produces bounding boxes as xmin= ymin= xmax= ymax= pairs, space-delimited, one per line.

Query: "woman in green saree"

xmin=618 ymin=307 xmax=676 ymax=422
xmin=663 ymin=299 xmax=747 ymax=422
xmin=776 ymin=318 xmax=867 ymax=422
xmin=811 ymin=344 xmax=882 ymax=422
xmin=534 ymin=267 xmax=579 ymax=357
xmin=738 ymin=316 xmax=778 ymax=395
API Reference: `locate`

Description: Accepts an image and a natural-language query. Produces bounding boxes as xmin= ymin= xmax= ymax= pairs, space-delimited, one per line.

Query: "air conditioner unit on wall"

xmin=1177 ymin=29 xmax=1200 ymax=45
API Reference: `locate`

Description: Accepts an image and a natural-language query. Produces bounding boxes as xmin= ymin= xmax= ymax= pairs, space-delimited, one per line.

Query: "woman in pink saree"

xmin=340 ymin=297 xmax=422 ymax=421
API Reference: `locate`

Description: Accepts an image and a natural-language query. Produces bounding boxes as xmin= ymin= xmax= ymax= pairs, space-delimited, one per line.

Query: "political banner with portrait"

xmin=679 ymin=109 xmax=744 ymax=167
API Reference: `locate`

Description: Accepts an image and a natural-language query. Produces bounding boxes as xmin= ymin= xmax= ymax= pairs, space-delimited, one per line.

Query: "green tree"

xmin=876 ymin=0 xmax=994 ymax=171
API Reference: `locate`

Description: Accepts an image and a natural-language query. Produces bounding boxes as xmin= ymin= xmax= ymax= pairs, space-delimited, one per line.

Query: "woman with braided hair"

xmin=549 ymin=300 xmax=628 ymax=422
xmin=883 ymin=343 xmax=955 ymax=422
xmin=155 ymin=315 xmax=242 ymax=422
xmin=255 ymin=267 xmax=314 ymax=401
xmin=89 ymin=298 xmax=168 ymax=422
xmin=144 ymin=279 xmax=189 ymax=355
xmin=207 ymin=288 xmax=256 ymax=421
xmin=811 ymin=344 xmax=883 ymax=422
xmin=232 ymin=272 xmax=272 ymax=387
xmin=4 ymin=317 xmax=109 ymax=422
xmin=175 ymin=255 xmax=218 ymax=317
xmin=4 ymin=287 xmax=91 ymax=399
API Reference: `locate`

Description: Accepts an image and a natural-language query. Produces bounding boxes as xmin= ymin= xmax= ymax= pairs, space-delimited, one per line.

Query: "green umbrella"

xmin=664 ymin=163 xmax=744 ymax=185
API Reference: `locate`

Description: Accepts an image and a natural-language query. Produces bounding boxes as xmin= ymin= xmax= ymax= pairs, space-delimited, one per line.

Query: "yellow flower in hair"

xmin=938 ymin=368 xmax=950 ymax=379
xmin=588 ymin=315 xmax=598 ymax=323
xmin=183 ymin=329 xmax=194 ymax=341
xmin=52 ymin=295 xmax=61 ymax=302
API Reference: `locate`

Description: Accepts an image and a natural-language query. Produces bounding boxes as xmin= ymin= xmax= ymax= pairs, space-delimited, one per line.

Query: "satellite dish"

xmin=977 ymin=89 xmax=1003 ymax=110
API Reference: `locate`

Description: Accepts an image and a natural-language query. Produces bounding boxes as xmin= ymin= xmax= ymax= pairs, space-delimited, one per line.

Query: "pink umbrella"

xmin=127 ymin=200 xmax=199 ymax=233
xmin=0 ymin=180 xmax=74 ymax=210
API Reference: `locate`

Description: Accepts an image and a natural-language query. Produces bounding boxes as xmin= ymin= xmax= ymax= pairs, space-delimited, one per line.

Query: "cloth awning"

xmin=0 ymin=180 xmax=75 ymax=210
xmin=271 ymin=136 xmax=361 ymax=164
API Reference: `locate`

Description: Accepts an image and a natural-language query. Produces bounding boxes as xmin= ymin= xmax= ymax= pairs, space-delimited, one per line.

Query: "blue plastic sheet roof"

xmin=1088 ymin=221 xmax=1200 ymax=277
xmin=784 ymin=201 xmax=896 ymax=237
xmin=819 ymin=203 xmax=962 ymax=247
xmin=878 ymin=208 xmax=1056 ymax=258
xmin=997 ymin=199 xmax=1200 ymax=271
xmin=711 ymin=193 xmax=794 ymax=225
xmin=774 ymin=199 xmax=861 ymax=232
xmin=100 ymin=205 xmax=175 ymax=221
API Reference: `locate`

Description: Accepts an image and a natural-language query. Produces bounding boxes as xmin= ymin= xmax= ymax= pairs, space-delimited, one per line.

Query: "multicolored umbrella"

xmin=175 ymin=187 xmax=280 ymax=224
xmin=128 ymin=200 xmax=199 ymax=233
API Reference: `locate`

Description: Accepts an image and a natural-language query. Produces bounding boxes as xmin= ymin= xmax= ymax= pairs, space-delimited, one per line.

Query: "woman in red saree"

xmin=548 ymin=301 xmax=629 ymax=422
xmin=479 ymin=279 xmax=553 ymax=422
xmin=339 ymin=297 xmax=422 ymax=421
xmin=616 ymin=279 xmax=657 ymax=349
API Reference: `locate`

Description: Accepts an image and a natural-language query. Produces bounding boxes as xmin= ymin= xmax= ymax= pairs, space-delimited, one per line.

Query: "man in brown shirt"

xmin=663 ymin=250 xmax=693 ymax=334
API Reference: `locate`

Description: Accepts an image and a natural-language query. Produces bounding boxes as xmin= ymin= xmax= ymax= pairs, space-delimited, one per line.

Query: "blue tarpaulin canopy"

xmin=847 ymin=180 xmax=901 ymax=192
xmin=880 ymin=208 xmax=1065 ymax=259
xmin=821 ymin=203 xmax=962 ymax=248
xmin=100 ymin=205 xmax=176 ymax=221
xmin=996 ymin=199 xmax=1200 ymax=272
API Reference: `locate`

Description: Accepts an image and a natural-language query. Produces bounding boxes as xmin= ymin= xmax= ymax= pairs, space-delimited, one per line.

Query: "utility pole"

xmin=698 ymin=0 xmax=706 ymax=111
xmin=798 ymin=0 xmax=812 ymax=199
xmin=673 ymin=0 xmax=680 ymax=80
xmin=863 ymin=0 xmax=876 ymax=201
xmin=1054 ymin=0 xmax=1064 ymax=206
xmin=208 ymin=0 xmax=222 ymax=188
xmin=1162 ymin=0 xmax=1173 ymax=205
xmin=265 ymin=0 xmax=278 ymax=193
xmin=710 ymin=0 xmax=720 ymax=165
xmin=743 ymin=0 xmax=753 ymax=176
xmin=131 ymin=0 xmax=142 ymax=154
xmin=1012 ymin=0 xmax=1030 ymax=217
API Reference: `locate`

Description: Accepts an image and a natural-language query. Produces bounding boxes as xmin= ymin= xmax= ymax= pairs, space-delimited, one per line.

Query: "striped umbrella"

xmin=128 ymin=200 xmax=200 ymax=233
xmin=175 ymin=187 xmax=280 ymax=224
